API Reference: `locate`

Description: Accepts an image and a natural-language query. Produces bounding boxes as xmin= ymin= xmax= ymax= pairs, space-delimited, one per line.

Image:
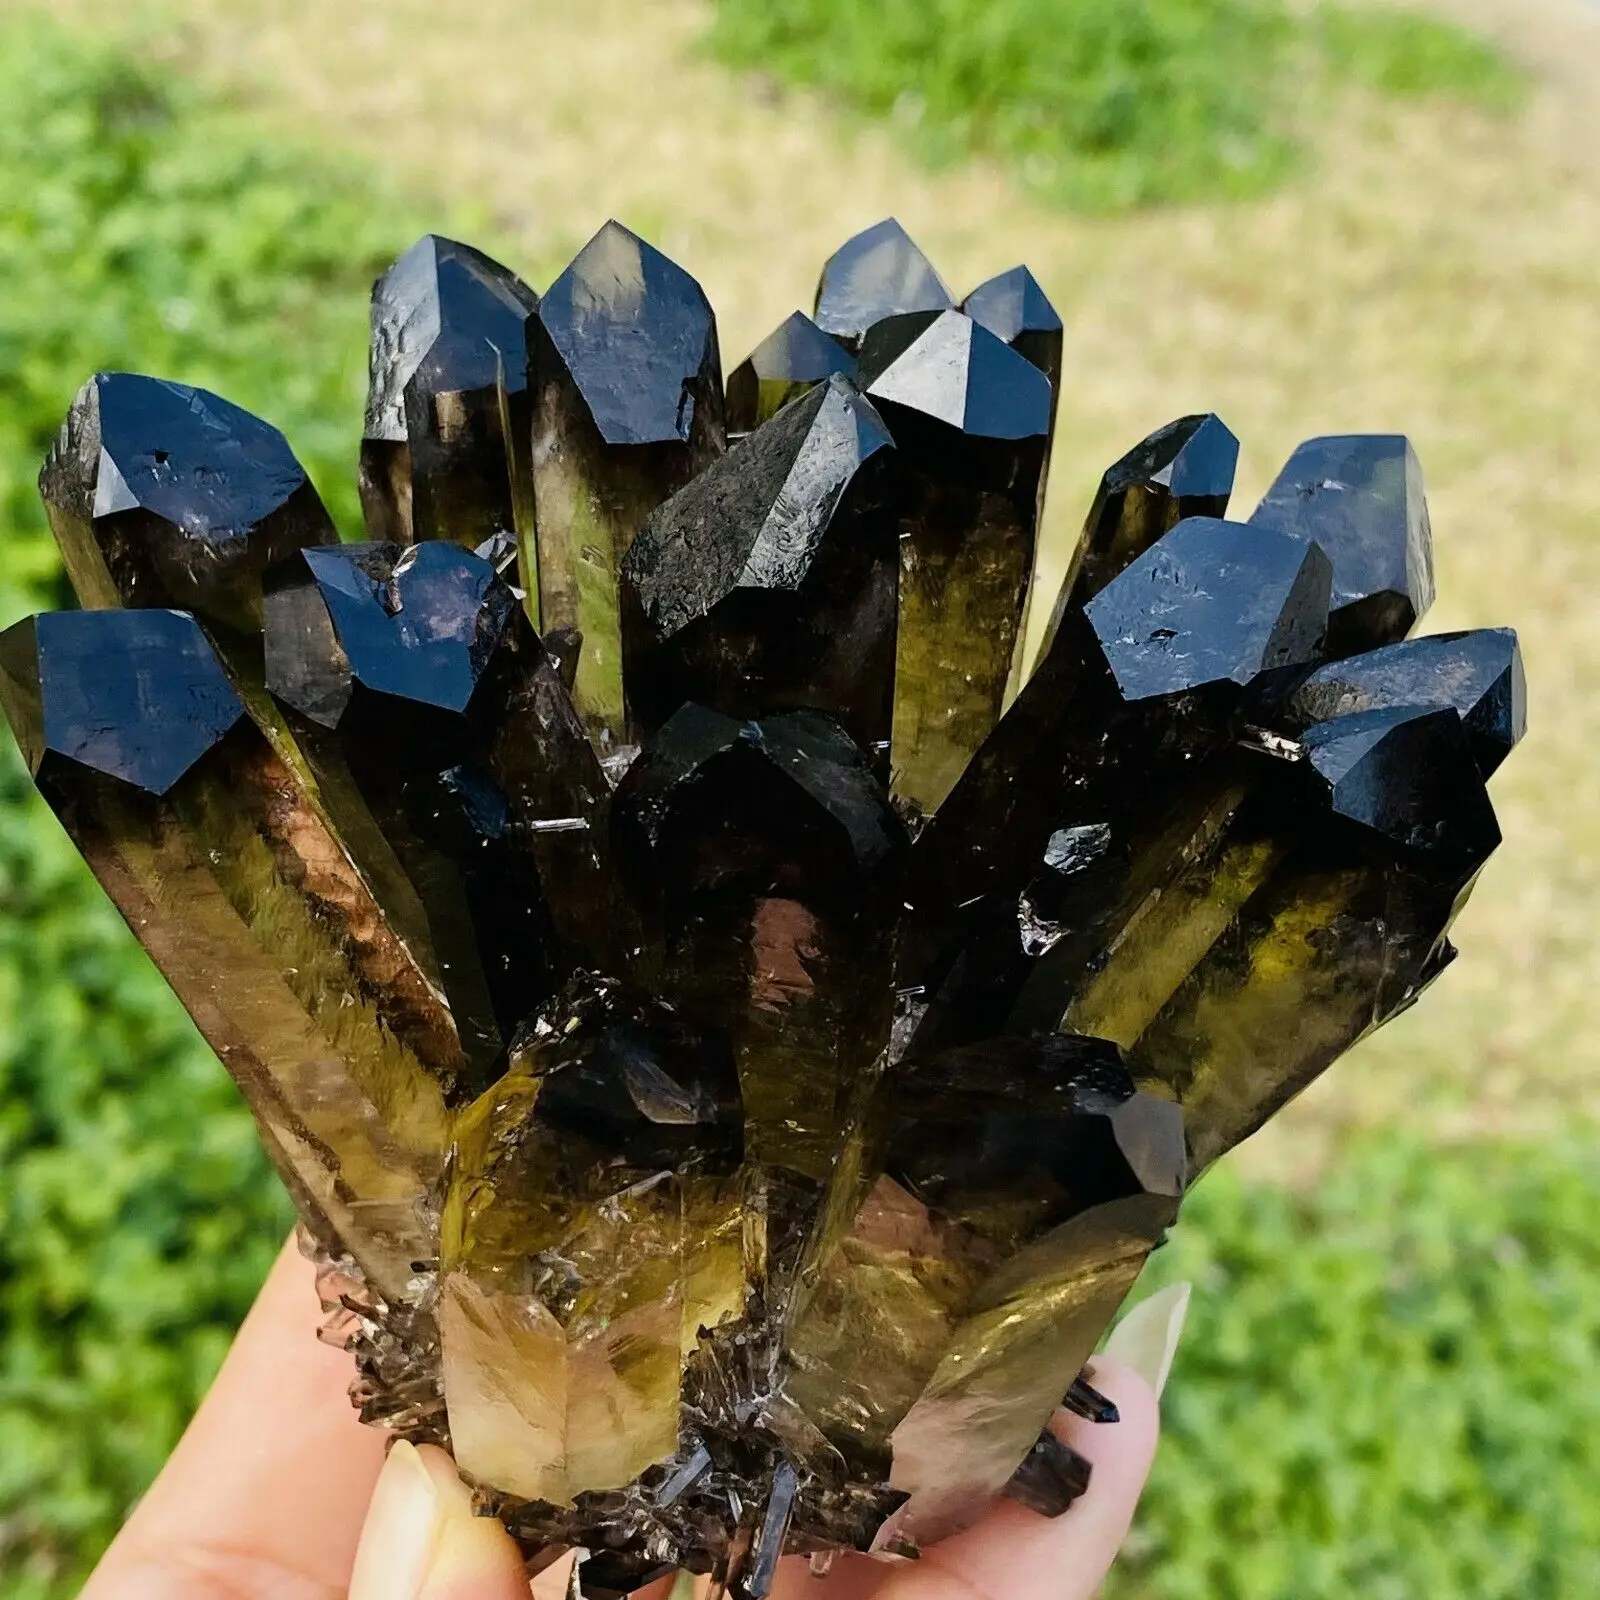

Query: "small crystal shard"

xmin=1 ymin=222 xmax=1528 ymax=1586
xmin=1003 ymin=1430 xmax=1093 ymax=1516
xmin=726 ymin=312 xmax=857 ymax=435
xmin=1250 ymin=434 xmax=1434 ymax=653
xmin=814 ymin=218 xmax=955 ymax=350
xmin=359 ymin=235 xmax=540 ymax=561
xmin=1063 ymin=1375 xmax=1120 ymax=1425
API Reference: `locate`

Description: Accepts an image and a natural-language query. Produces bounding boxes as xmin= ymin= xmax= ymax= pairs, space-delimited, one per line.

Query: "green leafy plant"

xmin=705 ymin=0 xmax=1524 ymax=210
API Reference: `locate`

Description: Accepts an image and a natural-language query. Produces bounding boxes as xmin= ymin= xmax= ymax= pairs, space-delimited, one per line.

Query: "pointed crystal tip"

xmin=40 ymin=371 xmax=337 ymax=628
xmin=814 ymin=217 xmax=954 ymax=348
xmin=365 ymin=234 xmax=539 ymax=442
xmin=861 ymin=310 xmax=1052 ymax=441
xmin=1251 ymin=434 xmax=1434 ymax=651
xmin=539 ymin=219 xmax=720 ymax=447
xmin=1288 ymin=628 xmax=1525 ymax=778
xmin=0 ymin=609 xmax=242 ymax=794
xmin=726 ymin=311 xmax=857 ymax=433
xmin=266 ymin=541 xmax=518 ymax=725
xmin=961 ymin=264 xmax=1063 ymax=344
xmin=1084 ymin=516 xmax=1332 ymax=702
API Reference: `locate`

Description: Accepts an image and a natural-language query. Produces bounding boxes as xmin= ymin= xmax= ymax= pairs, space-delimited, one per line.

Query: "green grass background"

xmin=0 ymin=8 xmax=1594 ymax=1598
xmin=706 ymin=0 xmax=1522 ymax=209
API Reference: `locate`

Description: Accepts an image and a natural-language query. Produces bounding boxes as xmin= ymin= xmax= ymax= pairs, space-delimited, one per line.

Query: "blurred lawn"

xmin=1109 ymin=1134 xmax=1600 ymax=1599
xmin=705 ymin=0 xmax=1522 ymax=209
xmin=1 ymin=5 xmax=1598 ymax=1598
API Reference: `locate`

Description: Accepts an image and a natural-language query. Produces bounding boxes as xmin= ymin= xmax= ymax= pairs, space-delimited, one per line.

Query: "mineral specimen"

xmin=359 ymin=234 xmax=540 ymax=556
xmin=0 ymin=217 xmax=1525 ymax=1597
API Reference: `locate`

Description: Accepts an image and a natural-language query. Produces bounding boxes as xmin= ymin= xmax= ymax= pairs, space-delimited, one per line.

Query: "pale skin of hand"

xmin=81 ymin=1238 xmax=1159 ymax=1600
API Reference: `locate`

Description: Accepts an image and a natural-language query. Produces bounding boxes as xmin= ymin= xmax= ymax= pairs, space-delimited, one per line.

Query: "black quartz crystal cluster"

xmin=0 ymin=216 xmax=1524 ymax=1596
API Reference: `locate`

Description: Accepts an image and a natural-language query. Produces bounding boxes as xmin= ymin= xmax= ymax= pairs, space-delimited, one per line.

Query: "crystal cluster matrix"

xmin=0 ymin=217 xmax=1525 ymax=1596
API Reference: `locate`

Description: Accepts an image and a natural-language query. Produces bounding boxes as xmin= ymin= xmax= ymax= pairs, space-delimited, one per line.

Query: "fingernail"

xmin=349 ymin=1441 xmax=441 ymax=1600
xmin=1102 ymin=1282 xmax=1192 ymax=1399
xmin=349 ymin=1440 xmax=526 ymax=1600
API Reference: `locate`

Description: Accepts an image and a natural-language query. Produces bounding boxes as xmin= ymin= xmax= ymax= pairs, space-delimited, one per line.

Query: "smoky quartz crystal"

xmin=0 ymin=215 xmax=1525 ymax=1598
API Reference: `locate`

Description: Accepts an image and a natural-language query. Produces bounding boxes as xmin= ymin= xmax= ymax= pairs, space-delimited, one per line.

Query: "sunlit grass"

xmin=705 ymin=0 xmax=1524 ymax=210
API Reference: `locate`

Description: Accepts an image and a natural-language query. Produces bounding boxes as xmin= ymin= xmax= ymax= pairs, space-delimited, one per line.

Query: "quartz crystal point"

xmin=900 ymin=514 xmax=1333 ymax=1055
xmin=36 ymin=370 xmax=442 ymax=994
xmin=1126 ymin=706 xmax=1501 ymax=1171
xmin=726 ymin=312 xmax=857 ymax=435
xmin=1285 ymin=628 xmax=1526 ymax=776
xmin=264 ymin=539 xmax=613 ymax=1091
xmin=3 ymin=222 xmax=1527 ymax=1589
xmin=39 ymin=371 xmax=339 ymax=641
xmin=621 ymin=375 xmax=899 ymax=760
xmin=1250 ymin=434 xmax=1435 ymax=653
xmin=0 ymin=609 xmax=452 ymax=1302
xmin=1040 ymin=414 xmax=1239 ymax=660
xmin=858 ymin=310 xmax=1053 ymax=813
xmin=959 ymin=267 xmax=1065 ymax=682
xmin=439 ymin=977 xmax=746 ymax=1507
xmin=531 ymin=220 xmax=725 ymax=749
xmin=814 ymin=218 xmax=955 ymax=351
xmin=960 ymin=265 xmax=1064 ymax=395
xmin=359 ymin=235 xmax=540 ymax=564
xmin=611 ymin=704 xmax=907 ymax=1185
xmin=788 ymin=1038 xmax=1183 ymax=1540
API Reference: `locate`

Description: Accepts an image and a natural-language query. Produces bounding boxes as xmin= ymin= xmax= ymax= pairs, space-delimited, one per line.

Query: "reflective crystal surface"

xmin=1041 ymin=414 xmax=1239 ymax=657
xmin=531 ymin=220 xmax=725 ymax=749
xmin=621 ymin=375 xmax=898 ymax=758
xmin=0 ymin=223 xmax=1526 ymax=1597
xmin=0 ymin=608 xmax=453 ymax=1304
xmin=814 ymin=218 xmax=955 ymax=350
xmin=858 ymin=309 xmax=1054 ymax=812
xmin=264 ymin=539 xmax=612 ymax=1090
xmin=359 ymin=235 xmax=540 ymax=558
xmin=1250 ymin=433 xmax=1435 ymax=653
xmin=1285 ymin=628 xmax=1525 ymax=776
xmin=960 ymin=265 xmax=1064 ymax=392
xmin=40 ymin=371 xmax=339 ymax=639
xmin=726 ymin=312 xmax=857 ymax=435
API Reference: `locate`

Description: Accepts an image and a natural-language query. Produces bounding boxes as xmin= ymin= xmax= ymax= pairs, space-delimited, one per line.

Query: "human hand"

xmin=81 ymin=1237 xmax=1164 ymax=1600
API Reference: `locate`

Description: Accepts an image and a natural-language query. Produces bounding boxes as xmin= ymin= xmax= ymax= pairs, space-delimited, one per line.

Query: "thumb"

xmin=348 ymin=1441 xmax=530 ymax=1600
